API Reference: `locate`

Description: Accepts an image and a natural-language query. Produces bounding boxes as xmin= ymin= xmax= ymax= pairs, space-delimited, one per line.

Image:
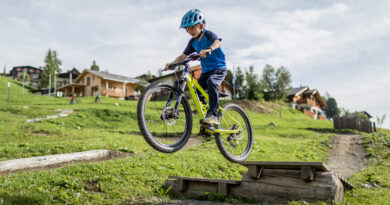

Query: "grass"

xmin=343 ymin=130 xmax=390 ymax=204
xmin=1 ymin=75 xmax=389 ymax=204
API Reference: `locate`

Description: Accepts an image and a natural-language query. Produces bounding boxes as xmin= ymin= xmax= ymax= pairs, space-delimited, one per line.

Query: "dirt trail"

xmin=327 ymin=135 xmax=367 ymax=178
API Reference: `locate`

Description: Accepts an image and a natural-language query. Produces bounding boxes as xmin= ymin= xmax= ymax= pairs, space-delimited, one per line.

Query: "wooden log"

xmin=301 ymin=166 xmax=315 ymax=181
xmin=235 ymin=169 xmax=344 ymax=203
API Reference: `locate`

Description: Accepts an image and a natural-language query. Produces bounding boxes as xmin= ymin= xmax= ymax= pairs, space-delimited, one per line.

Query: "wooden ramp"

xmin=165 ymin=161 xmax=353 ymax=204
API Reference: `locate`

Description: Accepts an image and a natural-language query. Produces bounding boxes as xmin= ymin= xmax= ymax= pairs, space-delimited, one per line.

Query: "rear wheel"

xmin=215 ymin=103 xmax=253 ymax=163
xmin=137 ymin=82 xmax=193 ymax=153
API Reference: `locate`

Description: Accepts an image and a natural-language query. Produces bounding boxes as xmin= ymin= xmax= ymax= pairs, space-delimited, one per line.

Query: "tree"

xmin=90 ymin=60 xmax=100 ymax=71
xmin=325 ymin=97 xmax=340 ymax=118
xmin=274 ymin=66 xmax=292 ymax=100
xmin=39 ymin=49 xmax=62 ymax=88
xmin=226 ymin=69 xmax=233 ymax=85
xmin=244 ymin=66 xmax=263 ymax=100
xmin=145 ymin=70 xmax=154 ymax=81
xmin=260 ymin=65 xmax=291 ymax=101
xmin=339 ymin=108 xmax=351 ymax=117
xmin=234 ymin=67 xmax=245 ymax=99
xmin=376 ymin=114 xmax=386 ymax=128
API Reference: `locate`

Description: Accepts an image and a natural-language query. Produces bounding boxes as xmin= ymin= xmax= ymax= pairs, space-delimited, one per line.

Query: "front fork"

xmin=165 ymin=77 xmax=187 ymax=114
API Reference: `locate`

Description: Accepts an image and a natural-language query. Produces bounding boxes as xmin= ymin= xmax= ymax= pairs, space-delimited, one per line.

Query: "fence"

xmin=333 ymin=117 xmax=375 ymax=133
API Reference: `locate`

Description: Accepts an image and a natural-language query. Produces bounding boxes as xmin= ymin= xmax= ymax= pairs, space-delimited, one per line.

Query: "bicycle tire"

xmin=137 ymin=81 xmax=193 ymax=153
xmin=215 ymin=103 xmax=253 ymax=163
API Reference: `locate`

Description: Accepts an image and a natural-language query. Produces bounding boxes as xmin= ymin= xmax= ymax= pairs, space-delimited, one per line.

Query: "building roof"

xmin=58 ymin=68 xmax=80 ymax=78
xmin=11 ymin=65 xmax=42 ymax=71
xmin=361 ymin=111 xmax=373 ymax=118
xmin=288 ymin=86 xmax=309 ymax=97
xmin=76 ymin=69 xmax=143 ymax=84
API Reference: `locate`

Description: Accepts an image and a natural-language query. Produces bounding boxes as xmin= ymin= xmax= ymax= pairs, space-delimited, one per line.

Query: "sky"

xmin=1 ymin=0 xmax=389 ymax=127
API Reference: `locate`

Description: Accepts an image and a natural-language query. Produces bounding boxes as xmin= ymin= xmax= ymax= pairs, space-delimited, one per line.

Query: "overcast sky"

xmin=1 ymin=0 xmax=389 ymax=127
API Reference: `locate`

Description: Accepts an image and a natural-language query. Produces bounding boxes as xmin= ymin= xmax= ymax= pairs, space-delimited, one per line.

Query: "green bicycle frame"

xmin=185 ymin=73 xmax=242 ymax=135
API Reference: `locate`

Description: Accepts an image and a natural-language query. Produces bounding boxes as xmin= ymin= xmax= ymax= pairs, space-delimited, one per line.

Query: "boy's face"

xmin=186 ymin=24 xmax=203 ymax=38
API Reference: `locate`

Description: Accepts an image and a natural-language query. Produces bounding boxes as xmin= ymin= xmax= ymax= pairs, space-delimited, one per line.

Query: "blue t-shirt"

xmin=183 ymin=29 xmax=226 ymax=73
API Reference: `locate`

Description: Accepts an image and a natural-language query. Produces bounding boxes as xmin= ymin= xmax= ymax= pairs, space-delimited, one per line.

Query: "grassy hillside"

xmin=0 ymin=75 xmax=388 ymax=204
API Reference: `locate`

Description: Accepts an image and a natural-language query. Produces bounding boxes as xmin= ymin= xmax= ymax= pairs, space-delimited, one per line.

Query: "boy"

xmin=165 ymin=9 xmax=227 ymax=126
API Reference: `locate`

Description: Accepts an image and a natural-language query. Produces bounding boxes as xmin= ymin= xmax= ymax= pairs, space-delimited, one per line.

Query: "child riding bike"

xmin=165 ymin=9 xmax=227 ymax=128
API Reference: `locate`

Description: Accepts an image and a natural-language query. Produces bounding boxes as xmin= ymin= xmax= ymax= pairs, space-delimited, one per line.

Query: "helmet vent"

xmin=194 ymin=14 xmax=197 ymax=22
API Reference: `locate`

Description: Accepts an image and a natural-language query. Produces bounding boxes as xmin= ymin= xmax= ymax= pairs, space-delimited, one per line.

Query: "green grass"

xmin=343 ymin=130 xmax=390 ymax=204
xmin=1 ymin=75 xmax=388 ymax=204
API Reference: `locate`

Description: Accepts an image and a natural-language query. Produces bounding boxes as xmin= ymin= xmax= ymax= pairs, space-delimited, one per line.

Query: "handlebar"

xmin=166 ymin=51 xmax=211 ymax=71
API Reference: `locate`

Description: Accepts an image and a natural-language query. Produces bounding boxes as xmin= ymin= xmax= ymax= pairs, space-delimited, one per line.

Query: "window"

xmin=92 ymin=75 xmax=95 ymax=80
xmin=87 ymin=77 xmax=90 ymax=86
xmin=92 ymin=86 xmax=99 ymax=93
xmin=82 ymin=79 xmax=84 ymax=84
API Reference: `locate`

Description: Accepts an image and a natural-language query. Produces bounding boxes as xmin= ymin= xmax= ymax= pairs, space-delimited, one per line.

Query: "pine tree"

xmin=244 ymin=66 xmax=263 ymax=100
xmin=39 ymin=49 xmax=62 ymax=88
xmin=234 ymin=67 xmax=245 ymax=99
xmin=90 ymin=60 xmax=100 ymax=71
xmin=325 ymin=97 xmax=340 ymax=119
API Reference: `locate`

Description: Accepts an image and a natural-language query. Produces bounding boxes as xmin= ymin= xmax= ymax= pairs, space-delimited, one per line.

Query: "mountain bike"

xmin=137 ymin=53 xmax=253 ymax=163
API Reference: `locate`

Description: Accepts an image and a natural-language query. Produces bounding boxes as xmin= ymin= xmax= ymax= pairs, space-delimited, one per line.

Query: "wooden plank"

xmin=240 ymin=161 xmax=329 ymax=171
xmin=178 ymin=179 xmax=187 ymax=192
xmin=171 ymin=176 xmax=241 ymax=185
xmin=301 ymin=166 xmax=315 ymax=181
xmin=218 ymin=182 xmax=228 ymax=195
xmin=247 ymin=164 xmax=263 ymax=179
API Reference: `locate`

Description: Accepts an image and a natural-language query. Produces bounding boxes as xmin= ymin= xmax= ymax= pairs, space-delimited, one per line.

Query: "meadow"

xmin=0 ymin=76 xmax=389 ymax=204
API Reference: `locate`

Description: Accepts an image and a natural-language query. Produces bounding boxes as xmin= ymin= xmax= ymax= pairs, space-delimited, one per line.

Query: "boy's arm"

xmin=199 ymin=40 xmax=221 ymax=57
xmin=208 ymin=40 xmax=222 ymax=52
xmin=173 ymin=54 xmax=187 ymax=63
xmin=164 ymin=54 xmax=187 ymax=70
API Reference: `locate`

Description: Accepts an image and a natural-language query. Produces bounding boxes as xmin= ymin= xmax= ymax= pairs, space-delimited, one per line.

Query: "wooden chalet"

xmin=287 ymin=86 xmax=327 ymax=120
xmin=57 ymin=69 xmax=144 ymax=99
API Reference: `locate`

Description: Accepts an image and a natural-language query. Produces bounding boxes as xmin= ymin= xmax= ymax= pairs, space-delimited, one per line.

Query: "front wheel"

xmin=215 ymin=103 xmax=253 ymax=163
xmin=137 ymin=81 xmax=193 ymax=153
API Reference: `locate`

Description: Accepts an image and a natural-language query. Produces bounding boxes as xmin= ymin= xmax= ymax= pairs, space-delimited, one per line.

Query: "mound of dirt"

xmin=233 ymin=100 xmax=283 ymax=114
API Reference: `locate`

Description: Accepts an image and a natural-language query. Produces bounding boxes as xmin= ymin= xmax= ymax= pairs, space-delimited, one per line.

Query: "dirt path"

xmin=327 ymin=135 xmax=367 ymax=178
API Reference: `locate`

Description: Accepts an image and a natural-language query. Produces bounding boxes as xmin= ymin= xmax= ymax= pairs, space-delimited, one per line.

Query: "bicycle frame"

xmin=169 ymin=64 xmax=242 ymax=135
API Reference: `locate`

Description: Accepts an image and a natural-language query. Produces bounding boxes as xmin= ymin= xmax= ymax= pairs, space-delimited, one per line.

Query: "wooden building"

xmin=57 ymin=69 xmax=144 ymax=99
xmin=150 ymin=65 xmax=233 ymax=99
xmin=287 ymin=86 xmax=327 ymax=120
xmin=57 ymin=68 xmax=80 ymax=87
xmin=10 ymin=66 xmax=43 ymax=86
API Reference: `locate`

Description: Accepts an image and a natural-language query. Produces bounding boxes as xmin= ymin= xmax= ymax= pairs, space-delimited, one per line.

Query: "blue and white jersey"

xmin=183 ymin=29 xmax=226 ymax=73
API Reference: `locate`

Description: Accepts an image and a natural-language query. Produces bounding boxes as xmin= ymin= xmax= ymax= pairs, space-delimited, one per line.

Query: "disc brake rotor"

xmin=161 ymin=107 xmax=179 ymax=125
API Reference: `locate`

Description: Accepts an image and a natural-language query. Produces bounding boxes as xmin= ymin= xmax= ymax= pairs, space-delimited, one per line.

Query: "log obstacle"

xmin=165 ymin=161 xmax=353 ymax=204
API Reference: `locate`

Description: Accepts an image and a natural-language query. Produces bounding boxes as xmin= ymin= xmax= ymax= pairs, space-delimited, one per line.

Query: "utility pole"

xmin=232 ymin=62 xmax=236 ymax=100
xmin=22 ymin=72 xmax=25 ymax=94
xmin=54 ymin=73 xmax=57 ymax=97
xmin=7 ymin=82 xmax=11 ymax=105
xmin=49 ymin=74 xmax=51 ymax=96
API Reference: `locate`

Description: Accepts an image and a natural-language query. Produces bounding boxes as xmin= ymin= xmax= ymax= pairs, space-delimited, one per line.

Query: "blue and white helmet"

xmin=180 ymin=9 xmax=205 ymax=29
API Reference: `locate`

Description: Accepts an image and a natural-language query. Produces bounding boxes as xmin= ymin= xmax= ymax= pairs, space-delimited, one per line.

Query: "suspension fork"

xmin=164 ymin=74 xmax=188 ymax=113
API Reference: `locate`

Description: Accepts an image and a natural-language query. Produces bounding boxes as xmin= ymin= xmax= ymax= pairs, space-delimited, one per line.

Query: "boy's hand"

xmin=199 ymin=49 xmax=212 ymax=58
xmin=164 ymin=63 xmax=173 ymax=71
